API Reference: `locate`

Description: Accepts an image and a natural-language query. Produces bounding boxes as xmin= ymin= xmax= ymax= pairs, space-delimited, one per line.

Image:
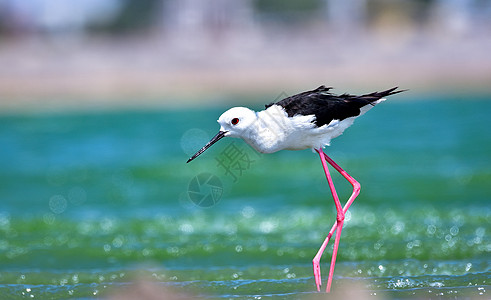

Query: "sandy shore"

xmin=1 ymin=30 xmax=490 ymax=111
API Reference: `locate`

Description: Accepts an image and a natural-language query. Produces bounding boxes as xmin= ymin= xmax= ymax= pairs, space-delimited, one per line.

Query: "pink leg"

xmin=312 ymin=148 xmax=361 ymax=292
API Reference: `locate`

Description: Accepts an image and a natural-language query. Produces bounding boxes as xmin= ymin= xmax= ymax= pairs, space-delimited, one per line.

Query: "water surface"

xmin=0 ymin=96 xmax=490 ymax=299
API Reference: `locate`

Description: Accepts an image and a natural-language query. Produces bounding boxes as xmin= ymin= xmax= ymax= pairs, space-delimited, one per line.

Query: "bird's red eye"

xmin=231 ymin=118 xmax=239 ymax=125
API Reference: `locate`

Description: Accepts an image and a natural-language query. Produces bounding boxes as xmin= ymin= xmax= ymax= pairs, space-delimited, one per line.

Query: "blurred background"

xmin=1 ymin=0 xmax=490 ymax=109
xmin=0 ymin=1 xmax=490 ymax=299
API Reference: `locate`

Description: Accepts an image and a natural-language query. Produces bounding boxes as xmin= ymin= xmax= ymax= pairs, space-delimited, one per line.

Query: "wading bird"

xmin=187 ymin=86 xmax=404 ymax=292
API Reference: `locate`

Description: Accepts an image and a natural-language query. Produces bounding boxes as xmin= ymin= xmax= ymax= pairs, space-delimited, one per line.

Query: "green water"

xmin=0 ymin=96 xmax=490 ymax=299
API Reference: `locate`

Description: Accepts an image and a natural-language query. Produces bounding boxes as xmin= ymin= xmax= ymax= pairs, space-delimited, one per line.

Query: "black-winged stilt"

xmin=187 ymin=85 xmax=404 ymax=292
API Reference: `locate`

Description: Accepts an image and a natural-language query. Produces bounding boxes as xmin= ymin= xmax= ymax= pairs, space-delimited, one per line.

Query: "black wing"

xmin=265 ymin=86 xmax=404 ymax=127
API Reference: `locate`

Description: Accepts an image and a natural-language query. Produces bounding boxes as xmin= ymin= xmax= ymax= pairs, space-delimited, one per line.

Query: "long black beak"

xmin=186 ymin=131 xmax=227 ymax=163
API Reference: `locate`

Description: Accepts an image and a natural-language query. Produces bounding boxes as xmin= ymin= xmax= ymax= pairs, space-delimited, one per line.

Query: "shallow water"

xmin=0 ymin=95 xmax=490 ymax=299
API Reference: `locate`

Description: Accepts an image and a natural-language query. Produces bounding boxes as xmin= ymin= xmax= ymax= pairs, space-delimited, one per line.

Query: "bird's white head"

xmin=187 ymin=107 xmax=257 ymax=163
xmin=217 ymin=107 xmax=257 ymax=138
